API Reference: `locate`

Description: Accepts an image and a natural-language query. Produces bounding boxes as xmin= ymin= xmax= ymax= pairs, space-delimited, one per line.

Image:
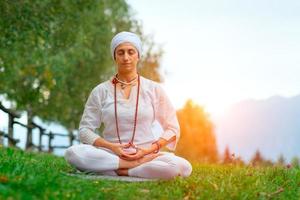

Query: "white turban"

xmin=110 ymin=31 xmax=142 ymax=60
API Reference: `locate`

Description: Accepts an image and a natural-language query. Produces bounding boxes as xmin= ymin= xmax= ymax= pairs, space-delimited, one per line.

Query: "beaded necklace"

xmin=112 ymin=74 xmax=140 ymax=154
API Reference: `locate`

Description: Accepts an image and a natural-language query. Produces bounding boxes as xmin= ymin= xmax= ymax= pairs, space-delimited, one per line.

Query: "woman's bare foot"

xmin=115 ymin=169 xmax=128 ymax=176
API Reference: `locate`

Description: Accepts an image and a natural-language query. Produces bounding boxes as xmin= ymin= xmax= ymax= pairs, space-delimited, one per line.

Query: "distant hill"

xmin=214 ymin=94 xmax=300 ymax=162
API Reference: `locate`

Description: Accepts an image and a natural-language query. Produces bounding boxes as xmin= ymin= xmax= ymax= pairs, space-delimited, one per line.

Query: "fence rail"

xmin=0 ymin=102 xmax=79 ymax=153
xmin=0 ymin=130 xmax=20 ymax=146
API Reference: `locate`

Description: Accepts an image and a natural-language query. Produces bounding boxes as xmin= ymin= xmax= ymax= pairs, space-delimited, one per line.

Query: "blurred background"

xmin=1 ymin=0 xmax=300 ymax=166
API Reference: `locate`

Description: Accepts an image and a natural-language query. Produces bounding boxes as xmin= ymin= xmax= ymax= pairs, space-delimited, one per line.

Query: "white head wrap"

xmin=110 ymin=31 xmax=142 ymax=60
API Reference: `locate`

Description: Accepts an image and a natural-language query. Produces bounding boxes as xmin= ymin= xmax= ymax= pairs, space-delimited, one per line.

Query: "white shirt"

xmin=78 ymin=76 xmax=180 ymax=151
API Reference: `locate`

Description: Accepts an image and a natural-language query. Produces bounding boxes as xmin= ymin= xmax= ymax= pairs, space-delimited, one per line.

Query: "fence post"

xmin=48 ymin=131 xmax=54 ymax=153
xmin=69 ymin=130 xmax=74 ymax=146
xmin=0 ymin=131 xmax=3 ymax=145
xmin=0 ymin=102 xmax=21 ymax=147
xmin=25 ymin=124 xmax=33 ymax=150
xmin=25 ymin=108 xmax=33 ymax=150
xmin=8 ymin=114 xmax=14 ymax=147
xmin=38 ymin=128 xmax=43 ymax=151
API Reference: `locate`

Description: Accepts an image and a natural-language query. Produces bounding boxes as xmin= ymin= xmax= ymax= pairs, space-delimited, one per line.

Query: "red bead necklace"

xmin=112 ymin=74 xmax=140 ymax=154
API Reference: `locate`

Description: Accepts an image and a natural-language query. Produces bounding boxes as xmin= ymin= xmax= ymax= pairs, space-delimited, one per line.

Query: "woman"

xmin=64 ymin=31 xmax=192 ymax=180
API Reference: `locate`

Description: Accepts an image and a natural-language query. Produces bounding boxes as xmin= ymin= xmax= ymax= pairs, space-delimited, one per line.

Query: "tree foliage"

xmin=276 ymin=154 xmax=286 ymax=167
xmin=138 ymin=34 xmax=164 ymax=83
xmin=250 ymin=150 xmax=264 ymax=166
xmin=0 ymin=0 xmax=163 ymax=131
xmin=291 ymin=156 xmax=300 ymax=168
xmin=223 ymin=146 xmax=233 ymax=164
xmin=176 ymin=99 xmax=218 ymax=163
xmin=249 ymin=150 xmax=273 ymax=167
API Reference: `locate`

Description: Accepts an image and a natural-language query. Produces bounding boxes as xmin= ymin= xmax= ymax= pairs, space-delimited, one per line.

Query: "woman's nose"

xmin=123 ymin=53 xmax=129 ymax=60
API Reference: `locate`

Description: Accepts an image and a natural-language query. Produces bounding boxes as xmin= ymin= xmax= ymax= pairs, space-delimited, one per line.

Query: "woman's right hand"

xmin=93 ymin=138 xmax=133 ymax=159
xmin=108 ymin=143 xmax=134 ymax=159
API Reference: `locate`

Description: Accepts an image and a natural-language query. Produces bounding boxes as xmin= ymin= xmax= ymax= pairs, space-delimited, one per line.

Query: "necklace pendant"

xmin=128 ymin=141 xmax=134 ymax=147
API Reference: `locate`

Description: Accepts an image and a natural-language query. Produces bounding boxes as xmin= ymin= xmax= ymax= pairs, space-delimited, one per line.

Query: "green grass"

xmin=0 ymin=147 xmax=299 ymax=200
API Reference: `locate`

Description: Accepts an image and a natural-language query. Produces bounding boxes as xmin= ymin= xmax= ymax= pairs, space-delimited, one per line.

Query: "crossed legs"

xmin=65 ymin=144 xmax=192 ymax=180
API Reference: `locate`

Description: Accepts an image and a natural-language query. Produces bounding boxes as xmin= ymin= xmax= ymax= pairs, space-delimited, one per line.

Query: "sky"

xmin=1 ymin=1 xmax=300 ymax=158
xmin=126 ymin=0 xmax=300 ymax=117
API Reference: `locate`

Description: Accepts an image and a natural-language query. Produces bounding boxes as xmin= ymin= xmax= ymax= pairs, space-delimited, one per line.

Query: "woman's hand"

xmin=93 ymin=138 xmax=132 ymax=157
xmin=93 ymin=138 xmax=155 ymax=161
xmin=108 ymin=143 xmax=132 ymax=157
xmin=120 ymin=147 xmax=151 ymax=161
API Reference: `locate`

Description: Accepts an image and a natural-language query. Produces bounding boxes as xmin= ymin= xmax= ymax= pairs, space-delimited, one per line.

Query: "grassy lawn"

xmin=0 ymin=146 xmax=299 ymax=200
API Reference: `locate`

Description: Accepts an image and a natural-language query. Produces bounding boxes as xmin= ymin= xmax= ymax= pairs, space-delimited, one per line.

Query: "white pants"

xmin=64 ymin=144 xmax=192 ymax=180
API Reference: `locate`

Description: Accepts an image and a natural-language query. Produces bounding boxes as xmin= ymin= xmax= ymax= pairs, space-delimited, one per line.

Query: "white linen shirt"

xmin=78 ymin=76 xmax=180 ymax=151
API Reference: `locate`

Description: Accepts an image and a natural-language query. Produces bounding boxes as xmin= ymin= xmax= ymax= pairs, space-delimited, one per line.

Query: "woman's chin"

xmin=119 ymin=66 xmax=135 ymax=73
xmin=121 ymin=64 xmax=132 ymax=68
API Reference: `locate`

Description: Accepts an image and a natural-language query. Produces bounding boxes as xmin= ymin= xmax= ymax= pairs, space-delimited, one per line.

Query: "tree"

xmin=250 ymin=150 xmax=265 ymax=166
xmin=233 ymin=156 xmax=245 ymax=166
xmin=291 ymin=156 xmax=300 ymax=168
xmin=138 ymin=34 xmax=164 ymax=82
xmin=0 ymin=1 xmax=164 ymax=147
xmin=176 ymin=99 xmax=218 ymax=163
xmin=276 ymin=154 xmax=286 ymax=167
xmin=222 ymin=146 xmax=245 ymax=166
xmin=223 ymin=146 xmax=233 ymax=164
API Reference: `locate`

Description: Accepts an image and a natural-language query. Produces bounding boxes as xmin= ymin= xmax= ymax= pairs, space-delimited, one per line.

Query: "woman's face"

xmin=114 ymin=42 xmax=139 ymax=74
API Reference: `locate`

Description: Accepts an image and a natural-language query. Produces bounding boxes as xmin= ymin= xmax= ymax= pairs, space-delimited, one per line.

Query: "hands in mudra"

xmin=110 ymin=143 xmax=156 ymax=161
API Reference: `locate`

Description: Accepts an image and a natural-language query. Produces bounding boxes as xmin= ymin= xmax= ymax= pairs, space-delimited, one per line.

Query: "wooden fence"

xmin=0 ymin=102 xmax=78 ymax=153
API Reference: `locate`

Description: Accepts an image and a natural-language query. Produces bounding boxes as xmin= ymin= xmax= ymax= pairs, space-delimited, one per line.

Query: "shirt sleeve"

xmin=78 ymin=87 xmax=102 ymax=145
xmin=154 ymin=84 xmax=180 ymax=151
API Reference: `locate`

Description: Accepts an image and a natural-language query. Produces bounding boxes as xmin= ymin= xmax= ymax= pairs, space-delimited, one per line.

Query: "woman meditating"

xmin=64 ymin=31 xmax=192 ymax=180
